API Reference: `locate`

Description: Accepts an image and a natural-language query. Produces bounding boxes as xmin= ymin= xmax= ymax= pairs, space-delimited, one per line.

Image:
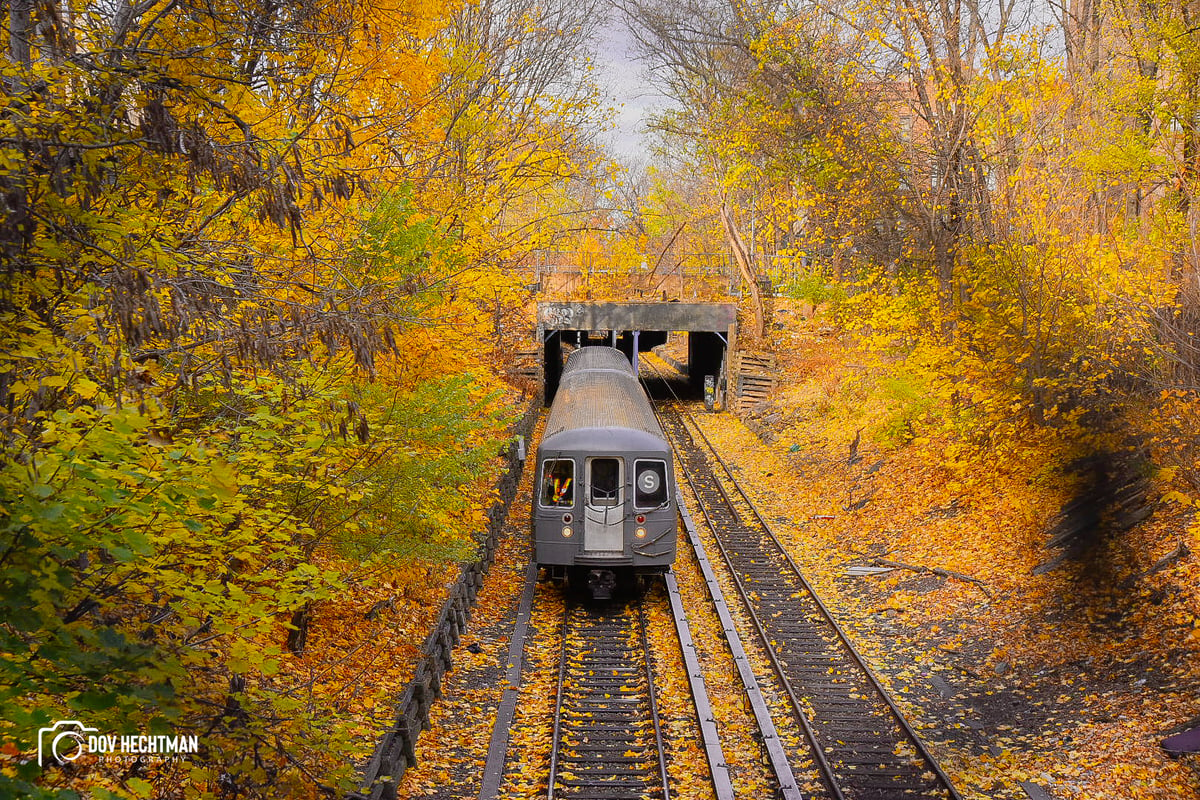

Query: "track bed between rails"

xmin=548 ymin=599 xmax=669 ymax=799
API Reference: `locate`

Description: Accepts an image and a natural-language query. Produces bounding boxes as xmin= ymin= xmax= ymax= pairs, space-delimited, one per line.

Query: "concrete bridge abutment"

xmin=536 ymin=302 xmax=737 ymax=404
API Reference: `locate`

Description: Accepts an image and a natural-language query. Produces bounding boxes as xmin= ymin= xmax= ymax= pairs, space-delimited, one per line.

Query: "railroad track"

xmin=547 ymin=598 xmax=670 ymax=800
xmin=481 ymin=569 xmax=735 ymax=800
xmin=644 ymin=366 xmax=961 ymax=800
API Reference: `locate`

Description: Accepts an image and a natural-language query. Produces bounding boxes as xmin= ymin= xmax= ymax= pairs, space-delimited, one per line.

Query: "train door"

xmin=583 ymin=457 xmax=623 ymax=552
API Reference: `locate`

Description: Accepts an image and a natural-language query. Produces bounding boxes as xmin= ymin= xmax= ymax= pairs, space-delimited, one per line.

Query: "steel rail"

xmin=671 ymin=404 xmax=962 ymax=799
xmin=521 ymin=580 xmax=732 ymax=800
xmin=641 ymin=366 xmax=804 ymax=800
xmin=661 ymin=568 xmax=737 ymax=800
xmin=479 ymin=562 xmax=541 ymax=800
xmin=642 ymin=356 xmax=960 ymax=800
xmin=637 ymin=600 xmax=673 ymax=800
xmin=669 ymin=409 xmax=843 ymax=800
xmin=546 ymin=600 xmax=572 ymax=800
xmin=672 ymin=484 xmax=807 ymax=800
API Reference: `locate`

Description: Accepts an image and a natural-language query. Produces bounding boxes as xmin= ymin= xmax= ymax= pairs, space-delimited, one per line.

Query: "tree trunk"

xmin=1169 ymin=76 xmax=1200 ymax=387
xmin=718 ymin=191 xmax=765 ymax=338
xmin=286 ymin=601 xmax=312 ymax=655
xmin=8 ymin=0 xmax=32 ymax=66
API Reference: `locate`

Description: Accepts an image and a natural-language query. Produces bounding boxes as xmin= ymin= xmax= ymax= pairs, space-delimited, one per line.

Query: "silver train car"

xmin=533 ymin=346 xmax=678 ymax=598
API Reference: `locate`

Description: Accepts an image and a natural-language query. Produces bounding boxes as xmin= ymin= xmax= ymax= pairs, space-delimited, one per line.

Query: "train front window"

xmin=634 ymin=460 xmax=668 ymax=508
xmin=541 ymin=459 xmax=574 ymax=507
xmin=588 ymin=458 xmax=621 ymax=507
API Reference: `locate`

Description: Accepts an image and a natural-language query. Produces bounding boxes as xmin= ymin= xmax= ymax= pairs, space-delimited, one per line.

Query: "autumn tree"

xmin=622 ymin=0 xmax=1198 ymax=508
xmin=621 ymin=0 xmax=776 ymax=335
xmin=0 ymin=0 xmax=605 ymax=795
xmin=1095 ymin=0 xmax=1200 ymax=387
xmin=419 ymin=0 xmax=612 ymax=252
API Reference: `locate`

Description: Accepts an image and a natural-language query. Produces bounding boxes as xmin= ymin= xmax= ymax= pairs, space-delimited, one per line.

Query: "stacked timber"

xmin=732 ymin=351 xmax=778 ymax=413
xmin=510 ymin=349 xmax=541 ymax=381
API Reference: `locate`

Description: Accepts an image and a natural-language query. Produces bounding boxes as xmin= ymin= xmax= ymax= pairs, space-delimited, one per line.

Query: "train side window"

xmin=634 ymin=460 xmax=668 ymax=508
xmin=541 ymin=459 xmax=574 ymax=507
xmin=588 ymin=458 xmax=621 ymax=506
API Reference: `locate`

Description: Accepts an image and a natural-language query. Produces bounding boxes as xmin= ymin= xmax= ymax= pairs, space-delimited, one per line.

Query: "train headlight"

xmin=635 ymin=527 xmax=647 ymax=539
xmin=562 ymin=526 xmax=573 ymax=538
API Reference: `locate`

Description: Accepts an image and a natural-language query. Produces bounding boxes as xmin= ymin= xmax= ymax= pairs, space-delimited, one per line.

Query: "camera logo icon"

xmin=37 ymin=720 xmax=98 ymax=766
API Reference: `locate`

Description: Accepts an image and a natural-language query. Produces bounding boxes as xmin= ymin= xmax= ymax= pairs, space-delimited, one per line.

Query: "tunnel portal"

xmin=537 ymin=302 xmax=737 ymax=404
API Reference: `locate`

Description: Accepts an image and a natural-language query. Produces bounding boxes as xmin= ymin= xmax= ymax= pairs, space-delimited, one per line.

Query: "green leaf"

xmin=126 ymin=777 xmax=154 ymax=798
xmin=76 ymin=690 xmax=118 ymax=711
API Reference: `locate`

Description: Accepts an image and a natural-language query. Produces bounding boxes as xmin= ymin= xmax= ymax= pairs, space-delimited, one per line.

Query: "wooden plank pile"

xmin=731 ymin=351 xmax=778 ymax=413
xmin=511 ymin=349 xmax=540 ymax=379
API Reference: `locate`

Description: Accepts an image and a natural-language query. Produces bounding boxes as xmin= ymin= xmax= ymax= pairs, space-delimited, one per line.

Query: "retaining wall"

xmin=349 ymin=398 xmax=540 ymax=800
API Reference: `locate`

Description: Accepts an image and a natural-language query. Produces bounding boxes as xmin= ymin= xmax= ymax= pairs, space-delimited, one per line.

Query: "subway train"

xmin=532 ymin=346 xmax=678 ymax=599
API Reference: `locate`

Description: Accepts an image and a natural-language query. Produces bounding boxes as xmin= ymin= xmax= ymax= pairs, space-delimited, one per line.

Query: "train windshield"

xmin=634 ymin=460 xmax=668 ymax=508
xmin=540 ymin=459 xmax=574 ymax=507
xmin=588 ymin=458 xmax=622 ymax=507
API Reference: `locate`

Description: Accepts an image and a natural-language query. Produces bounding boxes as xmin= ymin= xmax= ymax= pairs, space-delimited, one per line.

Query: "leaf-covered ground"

xmin=394 ymin=422 xmax=541 ymax=800
xmin=392 ymin=313 xmax=1198 ymax=800
xmin=696 ymin=307 xmax=1200 ymax=799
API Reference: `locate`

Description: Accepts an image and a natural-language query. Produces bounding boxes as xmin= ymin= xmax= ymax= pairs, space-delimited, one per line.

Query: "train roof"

xmin=542 ymin=347 xmax=665 ymax=444
xmin=562 ymin=345 xmax=635 ymax=377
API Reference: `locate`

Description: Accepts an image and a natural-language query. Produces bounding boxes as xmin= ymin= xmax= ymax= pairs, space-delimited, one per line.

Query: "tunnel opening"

xmin=537 ymin=302 xmax=736 ymax=406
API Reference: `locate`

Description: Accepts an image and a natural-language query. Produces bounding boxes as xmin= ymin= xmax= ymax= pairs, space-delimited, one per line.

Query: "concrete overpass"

xmin=537 ymin=301 xmax=737 ymax=402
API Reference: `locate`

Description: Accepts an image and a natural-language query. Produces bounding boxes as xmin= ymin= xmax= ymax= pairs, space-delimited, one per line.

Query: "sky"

xmin=591 ymin=10 xmax=664 ymax=162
